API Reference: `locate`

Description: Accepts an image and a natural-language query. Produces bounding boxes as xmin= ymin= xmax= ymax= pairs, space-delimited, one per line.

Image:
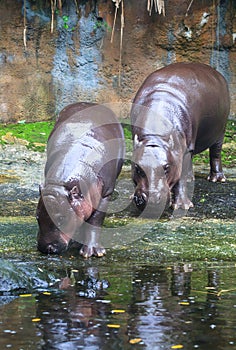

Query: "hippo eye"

xmin=163 ymin=164 xmax=170 ymax=175
xmin=69 ymin=186 xmax=84 ymax=200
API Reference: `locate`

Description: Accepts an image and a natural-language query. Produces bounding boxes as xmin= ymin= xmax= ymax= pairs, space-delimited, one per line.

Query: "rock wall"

xmin=0 ymin=0 xmax=235 ymax=123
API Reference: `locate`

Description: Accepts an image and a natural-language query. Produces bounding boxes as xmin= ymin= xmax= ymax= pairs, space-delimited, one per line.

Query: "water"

xmin=1 ymin=260 xmax=236 ymax=350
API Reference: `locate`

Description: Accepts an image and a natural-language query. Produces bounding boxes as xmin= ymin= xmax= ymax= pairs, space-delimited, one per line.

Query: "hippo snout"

xmin=37 ymin=238 xmax=69 ymax=255
xmin=37 ymin=226 xmax=72 ymax=255
xmin=133 ymin=188 xmax=170 ymax=218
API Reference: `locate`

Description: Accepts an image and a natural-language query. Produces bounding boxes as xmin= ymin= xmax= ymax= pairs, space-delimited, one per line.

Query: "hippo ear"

xmin=134 ymin=134 xmax=142 ymax=148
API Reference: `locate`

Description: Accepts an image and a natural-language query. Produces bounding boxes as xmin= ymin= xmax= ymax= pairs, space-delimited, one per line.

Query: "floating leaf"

xmin=107 ymin=324 xmax=120 ymax=328
xmin=179 ymin=301 xmax=190 ymax=306
xmin=19 ymin=294 xmax=32 ymax=298
xmin=32 ymin=318 xmax=41 ymax=322
xmin=111 ymin=309 xmax=125 ymax=313
xmin=217 ymin=288 xmax=236 ymax=297
xmin=42 ymin=292 xmax=51 ymax=296
xmin=171 ymin=345 xmax=184 ymax=349
xmin=129 ymin=338 xmax=142 ymax=344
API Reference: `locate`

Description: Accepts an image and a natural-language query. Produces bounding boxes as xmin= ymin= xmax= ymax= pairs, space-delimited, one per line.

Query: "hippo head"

xmin=36 ymin=179 xmax=101 ymax=254
xmin=131 ymin=134 xmax=183 ymax=217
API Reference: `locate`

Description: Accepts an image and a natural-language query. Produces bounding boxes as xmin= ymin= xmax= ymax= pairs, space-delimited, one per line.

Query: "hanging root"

xmin=147 ymin=0 xmax=165 ymax=16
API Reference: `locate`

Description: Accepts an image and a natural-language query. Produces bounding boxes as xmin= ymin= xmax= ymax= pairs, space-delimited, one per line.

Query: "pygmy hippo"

xmin=131 ymin=62 xmax=230 ymax=215
xmin=37 ymin=102 xmax=124 ymax=258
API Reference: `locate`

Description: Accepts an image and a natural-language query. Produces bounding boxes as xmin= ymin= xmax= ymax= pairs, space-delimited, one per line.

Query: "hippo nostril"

xmin=133 ymin=194 xmax=147 ymax=208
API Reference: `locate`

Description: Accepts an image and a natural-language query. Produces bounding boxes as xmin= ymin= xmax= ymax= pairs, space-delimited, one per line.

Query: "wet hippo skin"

xmin=131 ymin=62 xmax=230 ymax=214
xmin=37 ymin=102 xmax=124 ymax=258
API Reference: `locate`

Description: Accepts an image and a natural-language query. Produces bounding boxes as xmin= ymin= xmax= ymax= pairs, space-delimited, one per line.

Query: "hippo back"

xmin=45 ymin=103 xmax=125 ymax=197
xmin=131 ymin=62 xmax=230 ymax=154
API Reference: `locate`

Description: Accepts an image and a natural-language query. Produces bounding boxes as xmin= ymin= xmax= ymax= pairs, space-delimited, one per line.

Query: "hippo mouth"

xmin=37 ymin=225 xmax=73 ymax=254
xmin=132 ymin=189 xmax=170 ymax=218
xmin=37 ymin=239 xmax=68 ymax=255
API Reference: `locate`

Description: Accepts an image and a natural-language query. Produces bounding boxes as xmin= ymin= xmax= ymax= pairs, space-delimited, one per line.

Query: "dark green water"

xmin=1 ymin=257 xmax=236 ymax=350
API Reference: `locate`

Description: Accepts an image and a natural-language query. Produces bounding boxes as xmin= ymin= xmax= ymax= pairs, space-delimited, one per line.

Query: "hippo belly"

xmin=131 ymin=62 xmax=230 ymax=213
xmin=37 ymin=102 xmax=125 ymax=258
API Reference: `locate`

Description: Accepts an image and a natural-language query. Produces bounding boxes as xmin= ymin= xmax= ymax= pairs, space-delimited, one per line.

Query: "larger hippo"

xmin=37 ymin=102 xmax=124 ymax=258
xmin=131 ymin=62 xmax=230 ymax=215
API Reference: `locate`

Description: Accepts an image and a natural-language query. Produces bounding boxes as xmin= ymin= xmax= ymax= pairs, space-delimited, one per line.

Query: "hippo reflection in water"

xmin=131 ymin=62 xmax=230 ymax=216
xmin=36 ymin=102 xmax=125 ymax=258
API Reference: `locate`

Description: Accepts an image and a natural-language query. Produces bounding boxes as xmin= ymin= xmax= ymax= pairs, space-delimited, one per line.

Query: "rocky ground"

xmin=0 ymin=144 xmax=235 ymax=220
xmin=0 ymin=144 xmax=46 ymax=216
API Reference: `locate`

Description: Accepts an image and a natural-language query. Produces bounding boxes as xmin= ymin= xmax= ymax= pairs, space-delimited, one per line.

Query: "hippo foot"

xmin=171 ymin=198 xmax=194 ymax=210
xmin=79 ymin=245 xmax=106 ymax=259
xmin=207 ymin=172 xmax=226 ymax=183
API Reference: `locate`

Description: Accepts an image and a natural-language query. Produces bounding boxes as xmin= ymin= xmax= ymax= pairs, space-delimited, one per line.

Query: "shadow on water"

xmin=0 ymin=156 xmax=236 ymax=349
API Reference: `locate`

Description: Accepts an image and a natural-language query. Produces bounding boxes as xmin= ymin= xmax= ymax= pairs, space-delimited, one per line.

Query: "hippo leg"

xmin=172 ymin=152 xmax=194 ymax=210
xmin=207 ymin=138 xmax=226 ymax=182
xmin=79 ymin=196 xmax=109 ymax=259
xmin=172 ymin=181 xmax=194 ymax=210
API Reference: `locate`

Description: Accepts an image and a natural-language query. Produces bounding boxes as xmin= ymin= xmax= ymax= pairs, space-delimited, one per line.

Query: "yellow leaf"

xmin=171 ymin=345 xmax=184 ymax=349
xmin=42 ymin=292 xmax=51 ymax=296
xmin=19 ymin=294 xmax=32 ymax=298
xmin=129 ymin=338 xmax=142 ymax=344
xmin=111 ymin=309 xmax=126 ymax=313
xmin=33 ymin=142 xmax=46 ymax=147
xmin=179 ymin=302 xmax=190 ymax=306
xmin=18 ymin=138 xmax=29 ymax=146
xmin=32 ymin=318 xmax=41 ymax=322
xmin=107 ymin=324 xmax=120 ymax=328
xmin=2 ymin=132 xmax=15 ymax=144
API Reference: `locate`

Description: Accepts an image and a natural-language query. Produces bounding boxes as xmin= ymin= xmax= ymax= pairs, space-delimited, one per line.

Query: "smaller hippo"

xmin=131 ymin=62 xmax=230 ymax=215
xmin=37 ymin=102 xmax=124 ymax=258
